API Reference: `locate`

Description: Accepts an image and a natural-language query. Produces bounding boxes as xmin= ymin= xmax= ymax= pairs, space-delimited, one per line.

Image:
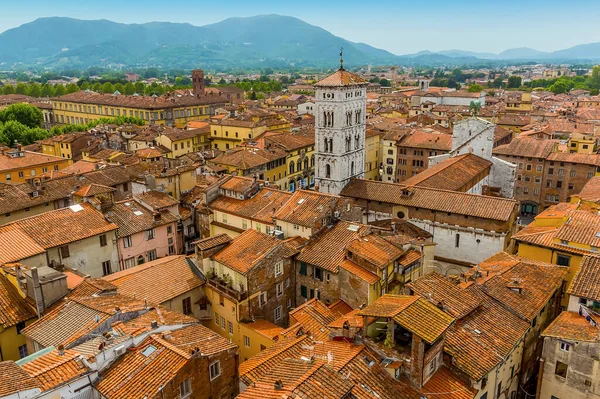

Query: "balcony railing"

xmin=205 ymin=276 xmax=248 ymax=302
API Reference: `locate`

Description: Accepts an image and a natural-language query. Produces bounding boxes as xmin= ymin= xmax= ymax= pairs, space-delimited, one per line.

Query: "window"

xmin=287 ymin=298 xmax=292 ymax=308
xmin=274 ymin=306 xmax=282 ymax=322
xmin=276 ymin=282 xmax=284 ymax=297
xmin=315 ymin=267 xmax=323 ymax=281
xmin=455 ymin=233 xmax=460 ymax=248
xmin=147 ymin=249 xmax=157 ymax=261
xmin=123 ymin=235 xmax=132 ymax=248
xmin=209 ymin=360 xmax=221 ymax=380
xmin=99 ymin=234 xmax=107 ymax=247
xmin=286 ymin=277 xmax=291 ymax=288
xmin=16 ymin=321 xmax=26 ymax=334
xmin=220 ymin=316 xmax=226 ymax=329
xmin=18 ymin=171 xmax=24 ymax=178
xmin=275 ymin=262 xmax=283 ymax=277
xmin=299 ymin=262 xmax=307 ymax=276
xmin=214 ymin=312 xmax=219 ymax=325
xmin=526 ymin=164 xmax=532 ymax=171
xmin=301 ymin=285 xmax=308 ymax=298
xmin=179 ymin=378 xmax=192 ymax=398
xmin=102 ymin=260 xmax=112 ymax=276
xmin=259 ymin=292 xmax=267 ymax=307
xmin=167 ymin=225 xmax=173 ymax=234
xmin=182 ymin=297 xmax=192 ymax=315
xmin=570 ymin=170 xmax=576 ymax=177
xmin=557 ymin=254 xmax=571 ymax=267
xmin=18 ymin=344 xmax=28 ymax=359
xmin=244 ymin=335 xmax=250 ymax=347
xmin=4 ymin=173 xmax=10 ymax=181
xmin=496 ymin=382 xmax=502 ymax=398
xmin=554 ymin=361 xmax=568 ymax=378
xmin=536 ymin=165 xmax=543 ymax=172
xmin=60 ymin=245 xmax=70 ymax=258
xmin=480 ymin=393 xmax=488 ymax=399
xmin=146 ymin=228 xmax=156 ymax=240
xmin=228 ymin=321 xmax=233 ymax=334
xmin=559 ymin=342 xmax=571 ymax=352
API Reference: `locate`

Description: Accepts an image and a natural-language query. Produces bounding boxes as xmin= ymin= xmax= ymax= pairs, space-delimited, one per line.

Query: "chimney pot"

xmin=57 ymin=344 xmax=65 ymax=356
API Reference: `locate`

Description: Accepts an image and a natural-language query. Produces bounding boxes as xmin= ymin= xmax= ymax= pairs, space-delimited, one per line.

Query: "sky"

xmin=1 ymin=0 xmax=599 ymax=55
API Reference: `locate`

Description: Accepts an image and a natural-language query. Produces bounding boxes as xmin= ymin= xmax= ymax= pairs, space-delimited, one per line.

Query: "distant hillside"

xmin=0 ymin=15 xmax=397 ymax=69
xmin=0 ymin=15 xmax=599 ymax=69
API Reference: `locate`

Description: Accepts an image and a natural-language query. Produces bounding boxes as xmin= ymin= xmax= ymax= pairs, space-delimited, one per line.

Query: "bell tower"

xmin=314 ymin=52 xmax=368 ymax=195
xmin=192 ymin=69 xmax=205 ymax=97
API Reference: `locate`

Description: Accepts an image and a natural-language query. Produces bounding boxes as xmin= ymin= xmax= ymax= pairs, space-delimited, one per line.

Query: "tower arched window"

xmin=355 ymin=135 xmax=360 ymax=149
xmin=329 ymin=138 xmax=333 ymax=152
xmin=325 ymin=164 xmax=331 ymax=178
xmin=289 ymin=162 xmax=295 ymax=174
xmin=324 ymin=137 xmax=329 ymax=152
xmin=345 ymin=137 xmax=351 ymax=152
xmin=355 ymin=110 xmax=361 ymax=124
xmin=350 ymin=161 xmax=355 ymax=176
xmin=322 ymin=111 xmax=327 ymax=128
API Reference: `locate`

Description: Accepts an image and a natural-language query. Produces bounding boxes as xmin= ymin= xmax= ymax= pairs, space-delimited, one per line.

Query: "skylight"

xmin=141 ymin=345 xmax=157 ymax=357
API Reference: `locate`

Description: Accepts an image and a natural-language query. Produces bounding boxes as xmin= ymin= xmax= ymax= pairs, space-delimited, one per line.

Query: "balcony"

xmin=205 ymin=274 xmax=248 ymax=302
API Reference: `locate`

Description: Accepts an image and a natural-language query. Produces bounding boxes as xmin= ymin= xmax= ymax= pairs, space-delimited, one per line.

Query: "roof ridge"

xmin=150 ymin=334 xmax=192 ymax=359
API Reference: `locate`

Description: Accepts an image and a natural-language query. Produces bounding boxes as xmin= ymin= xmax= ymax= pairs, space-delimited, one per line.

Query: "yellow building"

xmin=151 ymin=165 xmax=197 ymax=200
xmin=209 ymin=147 xmax=287 ymax=184
xmin=263 ymin=132 xmax=315 ymax=191
xmin=512 ymin=202 xmax=599 ymax=307
xmin=40 ymin=132 xmax=94 ymax=161
xmin=0 ymin=272 xmax=37 ymax=361
xmin=364 ymin=128 xmax=382 ymax=180
xmin=52 ymin=90 xmax=228 ymax=128
xmin=155 ymin=126 xmax=210 ymax=159
xmin=0 ymin=147 xmax=71 ymax=184
xmin=567 ymin=135 xmax=595 ymax=154
xmin=505 ymin=92 xmax=533 ymax=113
xmin=209 ymin=117 xmax=290 ymax=150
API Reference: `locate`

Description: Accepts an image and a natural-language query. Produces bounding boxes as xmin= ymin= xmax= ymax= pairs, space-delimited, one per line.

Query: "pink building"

xmin=104 ymin=200 xmax=180 ymax=270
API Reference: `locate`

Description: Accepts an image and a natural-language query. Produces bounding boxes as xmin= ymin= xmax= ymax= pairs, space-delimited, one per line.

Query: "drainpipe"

xmin=536 ymin=358 xmax=544 ymax=399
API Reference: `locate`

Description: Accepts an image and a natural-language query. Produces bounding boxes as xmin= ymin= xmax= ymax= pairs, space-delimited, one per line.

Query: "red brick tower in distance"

xmin=192 ymin=69 xmax=205 ymax=97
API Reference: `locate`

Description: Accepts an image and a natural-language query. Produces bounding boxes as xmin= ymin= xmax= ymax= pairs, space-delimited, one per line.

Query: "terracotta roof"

xmin=551 ymin=210 xmax=600 ymax=248
xmin=397 ymin=130 xmax=452 ymax=151
xmin=194 ymin=233 xmax=232 ymax=251
xmin=408 ymin=272 xmax=480 ymax=319
xmin=444 ymin=284 xmax=530 ymax=381
xmin=237 ymin=359 xmax=353 ymax=399
xmin=0 ymin=224 xmax=46 ymax=265
xmin=346 ymin=234 xmax=404 ymax=268
xmin=103 ymin=256 xmax=204 ymax=305
xmin=492 ymin=138 xmax=557 ymax=159
xmin=542 ymin=311 xmax=599 ymax=342
xmin=575 ymin=176 xmax=600 ymax=203
xmin=220 ymin=175 xmax=256 ymax=192
xmin=402 ymin=153 xmax=492 ymax=192
xmin=54 ymin=90 xmax=227 ymax=109
xmin=296 ymin=221 xmax=369 ymax=272
xmin=211 ymin=146 xmax=287 ymax=170
xmin=327 ymin=299 xmax=354 ymax=316
xmin=0 ymin=273 xmax=36 ymax=328
xmin=0 ymin=150 xmax=66 ymax=173
xmin=0 ymin=361 xmax=41 ymax=396
xmin=211 ymin=187 xmax=293 ymax=226
xmin=243 ymin=319 xmax=284 ymax=340
xmin=567 ymin=255 xmax=600 ymax=301
xmin=285 ymin=299 xmax=341 ymax=341
xmin=328 ymin=309 xmax=364 ymax=329
xmin=104 ymin=200 xmax=177 ymax=238
xmin=22 ymin=293 xmax=145 ymax=348
xmin=212 ymin=229 xmax=283 ymax=275
xmin=135 ymin=190 xmax=179 ymax=210
xmin=547 ymin=151 xmax=600 ymax=167
xmin=314 ymin=69 xmax=368 ymax=87
xmin=422 ymin=366 xmax=476 ymax=399
xmin=265 ymin=132 xmax=315 ymax=151
xmin=391 ymin=297 xmax=455 ymax=344
xmin=73 ymin=183 xmax=116 ymax=197
xmin=21 ymin=349 xmax=90 ymax=391
xmin=476 ymin=253 xmax=567 ymax=321
xmin=159 ymin=127 xmax=207 ymax=141
xmin=340 ymin=259 xmax=379 ymax=284
xmin=111 ymin=307 xmax=197 ymax=337
xmin=340 ymin=179 xmax=517 ymax=222
xmin=5 ymin=203 xmax=117 ymax=249
xmin=273 ymin=190 xmax=339 ymax=228
xmin=159 ymin=323 xmax=237 ymax=356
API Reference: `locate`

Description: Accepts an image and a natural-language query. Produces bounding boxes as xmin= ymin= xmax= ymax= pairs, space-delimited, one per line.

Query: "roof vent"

xmin=274 ymin=379 xmax=284 ymax=390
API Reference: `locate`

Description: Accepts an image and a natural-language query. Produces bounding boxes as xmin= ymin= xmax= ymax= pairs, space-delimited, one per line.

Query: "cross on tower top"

xmin=339 ymin=47 xmax=344 ymax=70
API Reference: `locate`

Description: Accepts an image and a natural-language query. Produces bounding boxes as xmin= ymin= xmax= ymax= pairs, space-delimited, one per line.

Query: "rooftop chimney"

xmin=31 ymin=267 xmax=45 ymax=317
xmin=153 ymin=212 xmax=161 ymax=222
xmin=151 ymin=320 xmax=158 ymax=329
xmin=57 ymin=344 xmax=65 ymax=356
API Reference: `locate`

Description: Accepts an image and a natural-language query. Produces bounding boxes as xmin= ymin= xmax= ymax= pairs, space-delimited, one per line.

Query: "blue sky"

xmin=1 ymin=0 xmax=599 ymax=54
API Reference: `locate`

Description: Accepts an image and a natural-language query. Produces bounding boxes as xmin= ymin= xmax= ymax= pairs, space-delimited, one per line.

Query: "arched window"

xmin=345 ymin=137 xmax=351 ymax=152
xmin=297 ymin=160 xmax=302 ymax=172
xmin=355 ymin=110 xmax=361 ymax=124
xmin=137 ymin=255 xmax=145 ymax=265
xmin=325 ymin=164 xmax=331 ymax=178
xmin=289 ymin=162 xmax=295 ymax=174
xmin=310 ymin=155 xmax=315 ymax=167
xmin=304 ymin=158 xmax=309 ymax=170
xmin=323 ymin=111 xmax=327 ymax=128
xmin=355 ymin=135 xmax=360 ymax=149
xmin=455 ymin=233 xmax=460 ymax=248
xmin=324 ymin=137 xmax=329 ymax=152
xmin=350 ymin=161 xmax=355 ymax=176
xmin=329 ymin=138 xmax=333 ymax=152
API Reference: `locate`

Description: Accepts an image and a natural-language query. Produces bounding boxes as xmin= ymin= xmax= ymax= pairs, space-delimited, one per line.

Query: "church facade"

xmin=314 ymin=67 xmax=369 ymax=195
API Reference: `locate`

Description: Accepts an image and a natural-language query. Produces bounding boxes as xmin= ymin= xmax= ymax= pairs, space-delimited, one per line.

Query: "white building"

xmin=314 ymin=65 xmax=369 ymax=195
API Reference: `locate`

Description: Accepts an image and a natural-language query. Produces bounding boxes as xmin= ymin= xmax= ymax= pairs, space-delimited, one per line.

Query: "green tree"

xmin=54 ymin=85 xmax=66 ymax=96
xmin=114 ymin=83 xmax=125 ymax=94
xmin=15 ymin=83 xmax=27 ymax=95
xmin=27 ymin=83 xmax=42 ymax=97
xmin=493 ymin=77 xmax=504 ymax=88
xmin=101 ymin=82 xmax=115 ymax=94
xmin=0 ymin=120 xmax=29 ymax=146
xmin=218 ymin=78 xmax=226 ymax=85
xmin=507 ymin=76 xmax=522 ymax=89
xmin=3 ymin=85 xmax=15 ymax=95
xmin=124 ymin=82 xmax=136 ymax=95
xmin=91 ymin=83 xmax=102 ymax=93
xmin=0 ymin=103 xmax=43 ymax=128
xmin=135 ymin=82 xmax=145 ymax=94
xmin=380 ymin=78 xmax=391 ymax=87
xmin=467 ymin=84 xmax=484 ymax=92
xmin=66 ymin=83 xmax=79 ymax=94
xmin=549 ymin=81 xmax=568 ymax=94
xmin=250 ymin=91 xmax=258 ymax=100
xmin=41 ymin=84 xmax=54 ymax=97
xmin=79 ymin=81 xmax=90 ymax=90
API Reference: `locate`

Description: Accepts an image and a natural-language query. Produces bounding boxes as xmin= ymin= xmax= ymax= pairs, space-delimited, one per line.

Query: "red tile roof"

xmin=315 ymin=69 xmax=368 ymax=87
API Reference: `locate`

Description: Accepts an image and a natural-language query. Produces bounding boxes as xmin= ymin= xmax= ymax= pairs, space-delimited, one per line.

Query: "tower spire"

xmin=339 ymin=47 xmax=344 ymax=70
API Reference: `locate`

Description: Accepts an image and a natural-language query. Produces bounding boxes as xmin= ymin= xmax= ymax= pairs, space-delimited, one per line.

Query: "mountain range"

xmin=0 ymin=15 xmax=599 ymax=69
